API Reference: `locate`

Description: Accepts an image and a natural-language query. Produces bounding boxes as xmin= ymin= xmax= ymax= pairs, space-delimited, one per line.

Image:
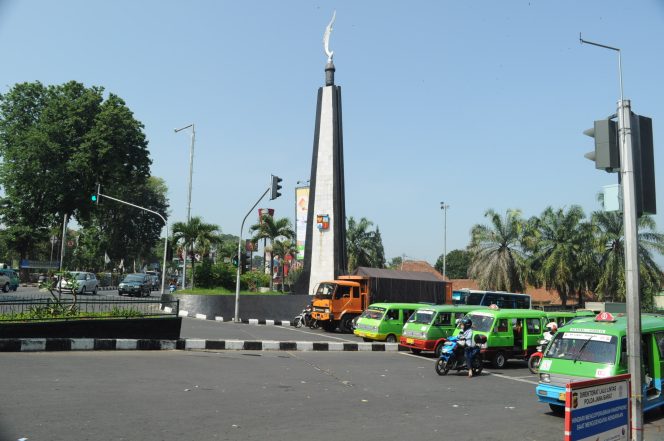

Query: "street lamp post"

xmin=440 ymin=202 xmax=449 ymax=279
xmin=175 ymin=123 xmax=196 ymax=289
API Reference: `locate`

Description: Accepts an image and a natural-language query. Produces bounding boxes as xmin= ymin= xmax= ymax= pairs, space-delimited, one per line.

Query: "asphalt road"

xmin=2 ymin=350 xmax=663 ymax=441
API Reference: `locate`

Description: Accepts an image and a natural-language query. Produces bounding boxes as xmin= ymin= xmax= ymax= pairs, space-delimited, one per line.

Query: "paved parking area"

xmin=2 ymin=350 xmax=662 ymax=441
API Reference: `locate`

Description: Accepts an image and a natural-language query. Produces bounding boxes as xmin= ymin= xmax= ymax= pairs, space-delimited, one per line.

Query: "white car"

xmin=58 ymin=271 xmax=99 ymax=295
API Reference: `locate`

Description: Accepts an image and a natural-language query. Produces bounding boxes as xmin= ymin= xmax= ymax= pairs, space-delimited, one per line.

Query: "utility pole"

xmin=440 ymin=202 xmax=449 ymax=279
xmin=175 ymin=123 xmax=196 ymax=289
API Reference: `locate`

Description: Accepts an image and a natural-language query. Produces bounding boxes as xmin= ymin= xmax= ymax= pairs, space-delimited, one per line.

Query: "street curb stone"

xmin=0 ymin=338 xmax=399 ymax=353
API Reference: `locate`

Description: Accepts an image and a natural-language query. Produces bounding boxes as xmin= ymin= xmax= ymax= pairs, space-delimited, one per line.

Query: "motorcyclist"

xmin=459 ymin=318 xmax=475 ymax=377
xmin=544 ymin=322 xmax=558 ymax=342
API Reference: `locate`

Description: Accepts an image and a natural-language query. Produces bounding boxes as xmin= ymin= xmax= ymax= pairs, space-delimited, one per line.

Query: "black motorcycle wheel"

xmin=435 ymin=357 xmax=452 ymax=376
xmin=294 ymin=317 xmax=303 ymax=328
xmin=310 ymin=320 xmax=319 ymax=330
xmin=528 ymin=354 xmax=542 ymax=374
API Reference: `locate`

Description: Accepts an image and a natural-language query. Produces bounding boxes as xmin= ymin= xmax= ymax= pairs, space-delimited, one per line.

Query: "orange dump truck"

xmin=310 ymin=267 xmax=451 ymax=333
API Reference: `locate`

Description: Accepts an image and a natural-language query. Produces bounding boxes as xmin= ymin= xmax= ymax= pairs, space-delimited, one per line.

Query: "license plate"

xmin=406 ymin=338 xmax=414 ymax=344
xmin=559 ymin=392 xmax=566 ymax=401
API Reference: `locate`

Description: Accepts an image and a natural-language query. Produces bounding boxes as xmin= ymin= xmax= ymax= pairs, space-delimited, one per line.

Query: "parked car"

xmin=0 ymin=271 xmax=12 ymax=292
xmin=118 ymin=273 xmax=151 ymax=297
xmin=57 ymin=271 xmax=99 ymax=295
xmin=0 ymin=268 xmax=20 ymax=292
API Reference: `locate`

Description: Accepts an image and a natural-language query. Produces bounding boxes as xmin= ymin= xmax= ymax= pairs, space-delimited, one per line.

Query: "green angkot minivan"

xmin=353 ymin=303 xmax=424 ymax=343
xmin=400 ymin=305 xmax=488 ymax=356
xmin=454 ymin=307 xmax=548 ymax=368
xmin=536 ymin=312 xmax=664 ymax=414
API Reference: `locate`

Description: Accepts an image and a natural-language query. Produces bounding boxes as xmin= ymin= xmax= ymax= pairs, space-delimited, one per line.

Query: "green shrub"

xmin=194 ymin=261 xmax=237 ymax=290
xmin=240 ymin=270 xmax=270 ymax=292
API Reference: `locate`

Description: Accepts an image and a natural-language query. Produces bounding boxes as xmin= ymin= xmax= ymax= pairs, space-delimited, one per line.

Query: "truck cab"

xmin=311 ymin=277 xmax=367 ymax=332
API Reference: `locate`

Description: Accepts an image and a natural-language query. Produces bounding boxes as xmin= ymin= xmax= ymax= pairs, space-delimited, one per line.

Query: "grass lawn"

xmin=175 ymin=287 xmax=287 ymax=295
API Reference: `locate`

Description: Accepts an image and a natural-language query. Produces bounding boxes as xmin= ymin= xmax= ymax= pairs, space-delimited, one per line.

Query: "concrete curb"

xmin=178 ymin=312 xmax=293 ymax=327
xmin=0 ymin=338 xmax=399 ymax=353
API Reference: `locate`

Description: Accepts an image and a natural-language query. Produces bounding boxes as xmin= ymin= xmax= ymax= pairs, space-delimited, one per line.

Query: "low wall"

xmin=162 ymin=294 xmax=312 ymax=321
xmin=0 ymin=316 xmax=182 ymax=339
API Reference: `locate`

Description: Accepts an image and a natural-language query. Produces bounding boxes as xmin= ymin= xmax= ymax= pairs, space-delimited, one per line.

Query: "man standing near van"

xmin=460 ymin=319 xmax=475 ymax=377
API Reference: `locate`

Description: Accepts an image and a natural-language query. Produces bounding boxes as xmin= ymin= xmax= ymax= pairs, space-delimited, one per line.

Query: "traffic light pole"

xmin=581 ymin=35 xmax=643 ymax=440
xmin=619 ymin=99 xmax=644 ymax=441
xmin=234 ymin=187 xmax=270 ymax=323
xmin=97 ymin=192 xmax=169 ymax=295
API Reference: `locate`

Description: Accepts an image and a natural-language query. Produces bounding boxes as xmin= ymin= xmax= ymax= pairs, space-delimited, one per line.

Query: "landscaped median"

xmin=0 ymin=338 xmax=400 ymax=352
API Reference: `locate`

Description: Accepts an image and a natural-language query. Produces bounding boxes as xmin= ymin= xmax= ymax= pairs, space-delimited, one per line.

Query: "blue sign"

xmin=565 ymin=375 xmax=630 ymax=441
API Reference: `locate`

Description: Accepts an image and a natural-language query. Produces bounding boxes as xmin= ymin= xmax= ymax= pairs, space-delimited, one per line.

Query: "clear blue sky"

xmin=1 ymin=1 xmax=664 ymax=266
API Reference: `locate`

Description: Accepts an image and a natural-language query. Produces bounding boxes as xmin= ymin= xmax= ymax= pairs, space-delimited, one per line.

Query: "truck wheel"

xmin=385 ymin=334 xmax=397 ymax=343
xmin=2 ymin=283 xmax=8 ymax=293
xmin=339 ymin=316 xmax=353 ymax=333
xmin=492 ymin=351 xmax=507 ymax=369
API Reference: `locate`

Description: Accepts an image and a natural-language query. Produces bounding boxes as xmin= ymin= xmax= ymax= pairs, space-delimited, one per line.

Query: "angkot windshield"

xmin=468 ymin=314 xmax=494 ymax=332
xmin=544 ymin=332 xmax=617 ymax=364
xmin=407 ymin=310 xmax=434 ymax=324
xmin=360 ymin=308 xmax=385 ymax=320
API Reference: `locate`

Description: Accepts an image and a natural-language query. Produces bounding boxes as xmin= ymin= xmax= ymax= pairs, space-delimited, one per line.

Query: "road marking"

xmin=281 ymin=326 xmax=358 ymax=342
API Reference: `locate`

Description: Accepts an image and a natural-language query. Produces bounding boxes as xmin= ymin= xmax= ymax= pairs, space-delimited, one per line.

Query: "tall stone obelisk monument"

xmin=299 ymin=12 xmax=347 ymax=294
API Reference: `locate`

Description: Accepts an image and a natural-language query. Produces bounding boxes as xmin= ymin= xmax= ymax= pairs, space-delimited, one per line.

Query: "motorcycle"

xmin=435 ymin=334 xmax=486 ymax=376
xmin=527 ymin=338 xmax=549 ymax=374
xmin=293 ymin=306 xmax=319 ymax=329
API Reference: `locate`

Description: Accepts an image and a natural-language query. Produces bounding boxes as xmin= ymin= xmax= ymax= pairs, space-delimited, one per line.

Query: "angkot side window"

xmin=526 ymin=318 xmax=541 ymax=334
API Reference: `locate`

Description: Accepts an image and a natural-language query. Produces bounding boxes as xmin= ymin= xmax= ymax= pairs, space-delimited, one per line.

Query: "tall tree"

xmin=172 ymin=216 xmax=221 ymax=289
xmin=346 ymin=217 xmax=386 ymax=272
xmin=526 ymin=206 xmax=594 ymax=307
xmin=467 ymin=209 xmax=528 ymax=292
xmin=435 ymin=249 xmax=472 ymax=279
xmin=0 ymin=81 xmax=156 ymax=262
xmin=592 ymin=210 xmax=664 ymax=306
xmin=249 ymin=215 xmax=294 ymax=290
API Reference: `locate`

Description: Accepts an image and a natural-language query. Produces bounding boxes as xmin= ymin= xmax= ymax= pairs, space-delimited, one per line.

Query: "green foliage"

xmin=241 ymin=270 xmax=270 ymax=292
xmin=249 ymin=215 xmax=294 ymax=289
xmin=193 ymin=260 xmax=236 ymax=290
xmin=467 ymin=209 xmax=528 ymax=292
xmin=172 ymin=216 xmax=221 ymax=289
xmin=435 ymin=249 xmax=472 ymax=279
xmin=0 ymin=81 xmax=168 ymax=268
xmin=346 ymin=217 xmax=386 ymax=272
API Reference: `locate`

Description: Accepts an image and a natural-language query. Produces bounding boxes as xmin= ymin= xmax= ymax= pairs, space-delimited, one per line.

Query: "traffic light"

xmin=232 ymin=255 xmax=239 ymax=267
xmin=583 ymin=119 xmax=619 ymax=172
xmin=240 ymin=252 xmax=250 ymax=274
xmin=631 ymin=114 xmax=656 ymax=216
xmin=270 ymin=175 xmax=283 ymax=200
xmin=583 ymin=113 xmax=657 ymax=216
xmin=243 ymin=252 xmax=252 ymax=273
xmin=91 ymin=183 xmax=100 ymax=204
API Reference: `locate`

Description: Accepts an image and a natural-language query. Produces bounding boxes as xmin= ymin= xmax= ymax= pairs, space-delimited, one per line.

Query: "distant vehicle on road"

xmin=57 ymin=271 xmax=99 ymax=295
xmin=0 ymin=268 xmax=19 ymax=291
xmin=118 ymin=273 xmax=151 ymax=297
xmin=145 ymin=271 xmax=160 ymax=291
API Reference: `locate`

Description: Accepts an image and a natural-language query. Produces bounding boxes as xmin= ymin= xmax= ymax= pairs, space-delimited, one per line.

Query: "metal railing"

xmin=0 ymin=298 xmax=179 ymax=322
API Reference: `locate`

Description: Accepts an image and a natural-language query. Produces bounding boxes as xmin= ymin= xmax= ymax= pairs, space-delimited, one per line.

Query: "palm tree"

xmin=526 ymin=206 xmax=594 ymax=307
xmin=592 ymin=210 xmax=664 ymax=305
xmin=249 ymin=215 xmax=294 ymax=290
xmin=467 ymin=209 xmax=528 ymax=292
xmin=271 ymin=239 xmax=297 ymax=292
xmin=172 ymin=216 xmax=221 ymax=289
xmin=346 ymin=217 xmax=385 ymax=272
